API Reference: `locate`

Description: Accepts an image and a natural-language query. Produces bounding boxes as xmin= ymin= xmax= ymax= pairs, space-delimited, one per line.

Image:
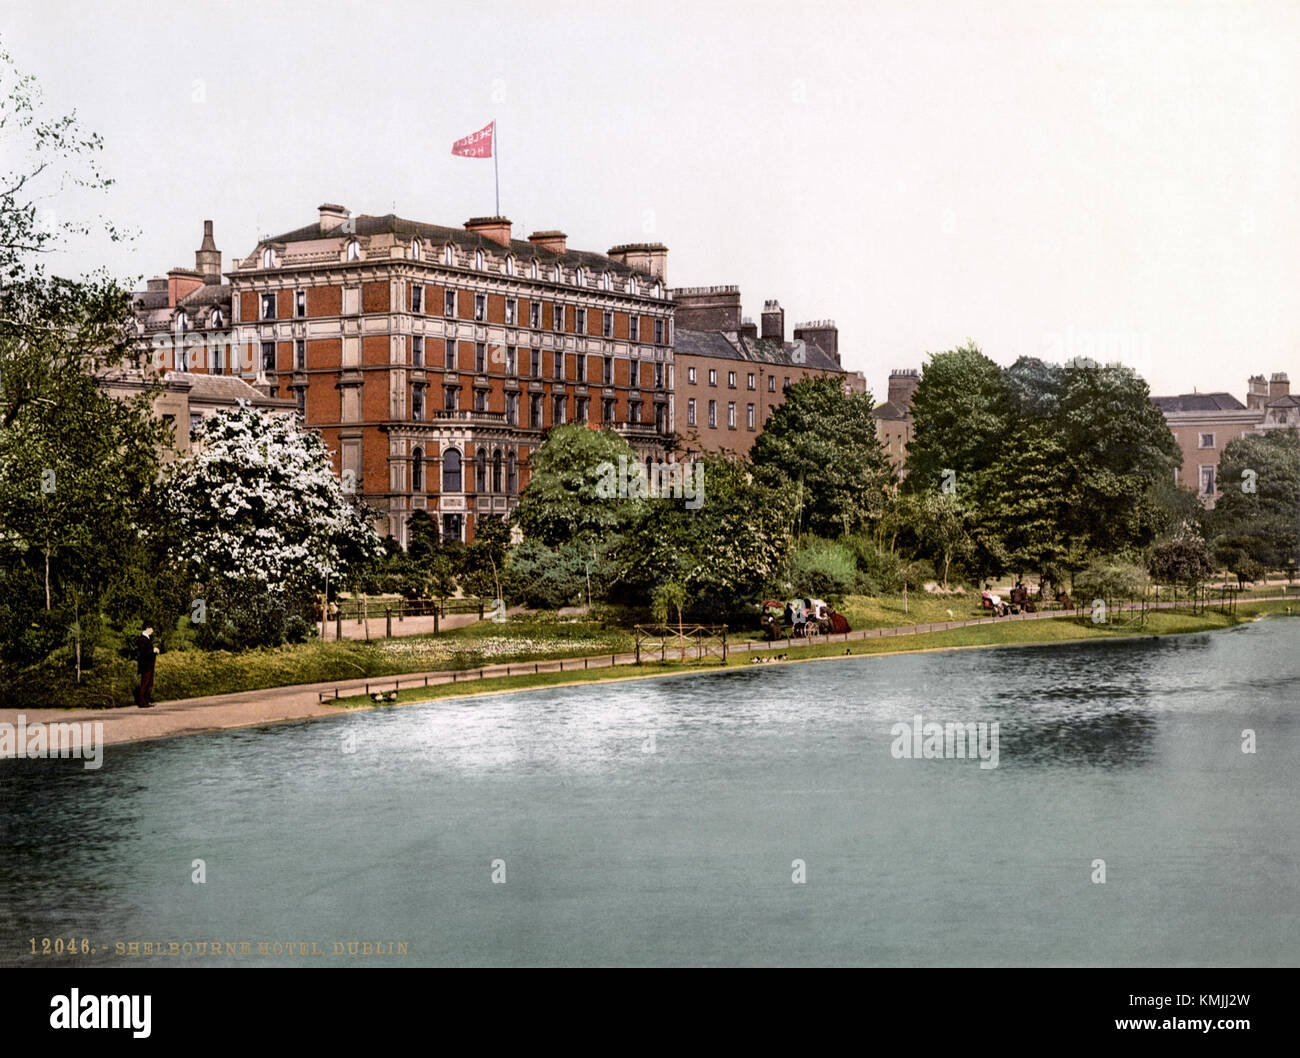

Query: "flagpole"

xmin=494 ymin=119 xmax=500 ymax=217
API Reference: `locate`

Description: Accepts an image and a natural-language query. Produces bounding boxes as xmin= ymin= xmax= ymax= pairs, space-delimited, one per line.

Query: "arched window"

xmin=601 ymin=272 xmax=611 ymax=290
xmin=411 ymin=447 xmax=424 ymax=492
xmin=628 ymin=276 xmax=638 ymax=295
xmin=476 ymin=448 xmax=487 ymax=492
xmin=653 ymin=281 xmax=663 ymax=299
xmin=443 ymin=447 xmax=462 ymax=492
xmin=507 ymin=452 xmax=517 ymax=494
xmin=410 ymin=239 xmax=421 ymax=260
xmin=553 ymin=264 xmax=561 ymax=283
xmin=530 ymin=260 xmax=539 ymax=280
xmin=474 ymin=249 xmax=484 ymax=270
xmin=211 ymin=308 xmax=223 ymax=328
xmin=504 ymin=255 xmax=514 ymax=276
xmin=492 ymin=449 xmax=503 ymax=492
xmin=346 ymin=240 xmax=361 ymax=261
xmin=574 ymin=267 xmax=585 ymax=287
xmin=444 ymin=244 xmax=454 ymax=266
xmin=261 ymin=247 xmax=275 ymax=268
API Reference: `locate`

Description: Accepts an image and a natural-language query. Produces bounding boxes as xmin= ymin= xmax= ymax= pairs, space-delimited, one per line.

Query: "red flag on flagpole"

xmin=451 ymin=121 xmax=494 ymax=158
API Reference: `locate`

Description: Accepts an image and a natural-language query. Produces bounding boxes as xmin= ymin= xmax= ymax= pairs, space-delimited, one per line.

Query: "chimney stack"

xmin=761 ymin=300 xmax=784 ymax=343
xmin=888 ymin=368 xmax=920 ymax=407
xmin=793 ymin=320 xmax=838 ymax=364
xmin=465 ymin=216 xmax=513 ymax=248
xmin=668 ymin=285 xmax=741 ymax=331
xmin=318 ymin=203 xmax=350 ymax=234
xmin=195 ymin=220 xmax=222 ymax=284
xmin=1247 ymin=373 xmax=1270 ymax=409
xmin=740 ymin=317 xmax=758 ymax=341
xmin=528 ymin=230 xmax=567 ymax=255
xmin=166 ymin=268 xmax=202 ymax=308
xmin=607 ymin=243 xmax=668 ymax=281
xmin=1269 ymin=371 xmax=1290 ymax=399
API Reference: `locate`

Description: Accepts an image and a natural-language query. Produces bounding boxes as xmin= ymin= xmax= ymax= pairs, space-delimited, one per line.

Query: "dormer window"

xmin=176 ymin=311 xmax=189 ymax=333
xmin=628 ymin=276 xmax=638 ymax=295
xmin=530 ymin=260 xmax=539 ymax=280
xmin=261 ymin=247 xmax=275 ymax=268
xmin=574 ymin=267 xmax=585 ymax=287
xmin=444 ymin=244 xmax=454 ymax=266
xmin=346 ymin=239 xmax=361 ymax=261
xmin=475 ymin=249 xmax=484 ymax=270
xmin=553 ymin=264 xmax=561 ymax=283
xmin=505 ymin=255 xmax=515 ymax=276
xmin=653 ymin=281 xmax=663 ymax=299
xmin=601 ymin=272 xmax=611 ymax=291
xmin=410 ymin=239 xmax=421 ymax=260
xmin=211 ymin=308 xmax=222 ymax=328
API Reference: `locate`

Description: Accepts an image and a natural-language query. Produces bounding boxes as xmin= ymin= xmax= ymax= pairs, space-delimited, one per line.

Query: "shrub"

xmin=843 ymin=535 xmax=905 ymax=594
xmin=1073 ymin=559 xmax=1149 ymax=601
xmin=785 ymin=538 xmax=858 ymax=602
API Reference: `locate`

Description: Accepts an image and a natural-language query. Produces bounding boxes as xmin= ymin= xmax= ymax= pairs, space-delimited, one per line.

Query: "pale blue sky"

xmin=5 ymin=0 xmax=1297 ymax=397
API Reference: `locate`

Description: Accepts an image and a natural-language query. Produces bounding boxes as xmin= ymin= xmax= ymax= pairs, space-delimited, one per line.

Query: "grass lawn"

xmin=327 ymin=599 xmax=1297 ymax=710
xmin=151 ymin=613 xmax=633 ymax=702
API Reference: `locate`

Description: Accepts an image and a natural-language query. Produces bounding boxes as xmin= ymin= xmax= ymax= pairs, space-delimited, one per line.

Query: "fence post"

xmin=479 ymin=600 xmax=485 ymax=619
xmin=434 ymin=609 xmax=440 ymax=634
xmin=335 ymin=612 xmax=342 ymax=641
xmin=386 ymin=608 xmax=392 ymax=638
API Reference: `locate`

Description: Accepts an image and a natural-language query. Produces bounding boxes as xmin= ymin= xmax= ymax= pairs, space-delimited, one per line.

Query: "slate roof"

xmin=675 ymin=328 xmax=843 ymax=373
xmin=264 ymin=213 xmax=646 ymax=276
xmin=1151 ymin=392 xmax=1247 ymax=413
xmin=870 ymin=399 xmax=910 ymax=421
xmin=166 ymin=371 xmax=293 ymax=408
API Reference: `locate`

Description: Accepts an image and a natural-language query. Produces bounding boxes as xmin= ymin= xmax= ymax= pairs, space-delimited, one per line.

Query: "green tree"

xmin=1148 ymin=532 xmax=1215 ymax=592
xmin=1209 ymin=430 xmax=1299 ymax=576
xmin=750 ymin=376 xmax=893 ymax=536
xmin=460 ymin=514 xmax=511 ymax=599
xmin=1057 ymin=362 xmax=1182 ymax=557
xmin=903 ymin=342 xmax=1009 ymax=493
xmin=0 ymin=44 xmax=166 ymax=680
xmin=616 ymin=455 xmax=794 ymax=615
xmin=967 ymin=420 xmax=1071 ymax=580
xmin=512 ymin=424 xmax=642 ymax=547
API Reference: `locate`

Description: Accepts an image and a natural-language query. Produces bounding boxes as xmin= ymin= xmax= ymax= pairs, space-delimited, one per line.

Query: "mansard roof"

xmin=263 ymin=213 xmax=642 ymax=276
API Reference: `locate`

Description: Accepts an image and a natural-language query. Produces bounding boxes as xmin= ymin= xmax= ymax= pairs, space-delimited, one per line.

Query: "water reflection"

xmin=2 ymin=617 xmax=1297 ymax=967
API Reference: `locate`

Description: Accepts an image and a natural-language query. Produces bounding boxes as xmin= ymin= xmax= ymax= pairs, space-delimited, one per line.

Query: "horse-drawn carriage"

xmin=761 ymin=598 xmax=851 ymax=640
xmin=981 ymin=584 xmax=1072 ymax=616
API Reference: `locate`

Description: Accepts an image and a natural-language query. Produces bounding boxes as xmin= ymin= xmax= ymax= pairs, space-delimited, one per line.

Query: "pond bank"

xmin=2 ymin=600 xmax=1291 ymax=753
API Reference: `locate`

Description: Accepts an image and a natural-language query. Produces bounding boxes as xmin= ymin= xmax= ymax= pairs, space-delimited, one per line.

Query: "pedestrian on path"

xmin=136 ymin=626 xmax=159 ymax=708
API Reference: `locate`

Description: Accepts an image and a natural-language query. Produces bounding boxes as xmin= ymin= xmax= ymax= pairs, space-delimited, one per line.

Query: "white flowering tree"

xmin=164 ymin=402 xmax=382 ymax=602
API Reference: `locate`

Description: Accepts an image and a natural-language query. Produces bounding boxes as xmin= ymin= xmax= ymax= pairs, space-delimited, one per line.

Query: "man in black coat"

xmin=136 ymin=626 xmax=159 ymax=708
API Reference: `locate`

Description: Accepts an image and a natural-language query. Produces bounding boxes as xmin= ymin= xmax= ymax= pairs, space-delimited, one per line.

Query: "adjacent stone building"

xmin=670 ymin=286 xmax=862 ymax=457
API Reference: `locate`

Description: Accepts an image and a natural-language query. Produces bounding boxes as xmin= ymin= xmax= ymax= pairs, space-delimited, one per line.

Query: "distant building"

xmin=871 ymin=369 xmax=919 ymax=478
xmin=1152 ymin=371 xmax=1293 ymax=506
xmin=670 ymin=287 xmax=859 ymax=457
xmin=99 ymin=367 xmax=294 ymax=459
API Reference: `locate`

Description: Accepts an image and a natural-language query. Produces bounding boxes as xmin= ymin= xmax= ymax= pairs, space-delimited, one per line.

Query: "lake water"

xmin=3 ymin=617 xmax=1297 ymax=967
